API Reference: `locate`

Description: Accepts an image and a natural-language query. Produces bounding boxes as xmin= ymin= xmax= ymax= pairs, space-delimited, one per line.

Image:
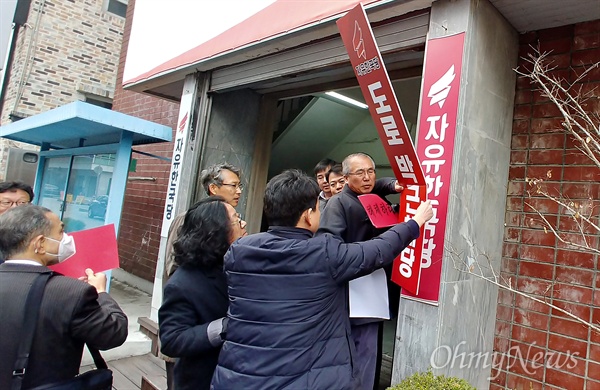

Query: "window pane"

xmin=63 ymin=154 xmax=115 ymax=232
xmin=107 ymin=0 xmax=127 ymax=18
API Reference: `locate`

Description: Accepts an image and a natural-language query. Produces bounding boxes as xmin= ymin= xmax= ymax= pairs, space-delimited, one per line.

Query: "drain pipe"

xmin=0 ymin=0 xmax=32 ymax=121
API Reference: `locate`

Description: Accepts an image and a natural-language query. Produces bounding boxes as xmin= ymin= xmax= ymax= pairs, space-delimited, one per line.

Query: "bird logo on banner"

xmin=428 ymin=65 xmax=456 ymax=108
xmin=353 ymin=20 xmax=366 ymax=60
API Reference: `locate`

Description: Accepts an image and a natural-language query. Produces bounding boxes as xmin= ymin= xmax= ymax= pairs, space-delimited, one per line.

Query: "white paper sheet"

xmin=348 ymin=268 xmax=390 ymax=319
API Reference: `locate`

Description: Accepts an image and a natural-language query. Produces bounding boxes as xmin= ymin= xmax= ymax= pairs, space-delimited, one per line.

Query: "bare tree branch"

xmin=512 ymin=48 xmax=600 ymax=256
xmin=515 ymin=49 xmax=600 ymax=167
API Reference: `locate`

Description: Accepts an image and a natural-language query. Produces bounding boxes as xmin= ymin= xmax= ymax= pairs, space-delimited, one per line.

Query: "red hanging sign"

xmin=337 ymin=4 xmax=426 ymax=295
xmin=401 ymin=33 xmax=465 ymax=304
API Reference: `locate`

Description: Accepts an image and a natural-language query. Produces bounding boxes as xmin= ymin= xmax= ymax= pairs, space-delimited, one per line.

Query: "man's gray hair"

xmin=0 ymin=204 xmax=53 ymax=259
xmin=199 ymin=163 xmax=242 ymax=196
xmin=342 ymin=153 xmax=376 ymax=175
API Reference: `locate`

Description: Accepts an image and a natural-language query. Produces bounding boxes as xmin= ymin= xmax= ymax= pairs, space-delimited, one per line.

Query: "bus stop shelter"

xmin=0 ymin=101 xmax=172 ymax=236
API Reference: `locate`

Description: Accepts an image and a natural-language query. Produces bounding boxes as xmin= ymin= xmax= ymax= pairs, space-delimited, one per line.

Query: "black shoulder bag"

xmin=11 ymin=272 xmax=113 ymax=390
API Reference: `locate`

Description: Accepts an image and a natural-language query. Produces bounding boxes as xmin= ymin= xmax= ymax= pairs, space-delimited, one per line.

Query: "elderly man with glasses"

xmin=164 ymin=162 xmax=248 ymax=277
xmin=318 ymin=152 xmax=404 ymax=390
xmin=0 ymin=205 xmax=128 ymax=388
xmin=200 ymin=163 xmax=244 ymax=208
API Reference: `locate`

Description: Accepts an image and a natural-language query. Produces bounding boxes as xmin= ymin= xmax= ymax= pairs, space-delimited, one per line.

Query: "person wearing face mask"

xmin=159 ymin=196 xmax=246 ymax=390
xmin=0 ymin=204 xmax=128 ymax=389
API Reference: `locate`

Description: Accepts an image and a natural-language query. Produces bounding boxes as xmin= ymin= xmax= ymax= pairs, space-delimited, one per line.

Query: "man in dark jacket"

xmin=0 ymin=205 xmax=128 ymax=388
xmin=0 ymin=181 xmax=34 ymax=264
xmin=211 ymin=169 xmax=432 ymax=390
xmin=314 ymin=158 xmax=336 ymax=212
xmin=318 ymin=152 xmax=405 ymax=390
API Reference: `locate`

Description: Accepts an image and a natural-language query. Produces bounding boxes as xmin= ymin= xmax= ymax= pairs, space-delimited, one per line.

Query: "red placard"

xmin=50 ymin=224 xmax=120 ymax=278
xmin=337 ymin=4 xmax=426 ymax=294
xmin=401 ymin=33 xmax=465 ymax=304
xmin=358 ymin=194 xmax=399 ymax=228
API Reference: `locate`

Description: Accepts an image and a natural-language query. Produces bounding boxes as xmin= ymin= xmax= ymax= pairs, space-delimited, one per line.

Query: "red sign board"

xmin=337 ymin=4 xmax=426 ymax=295
xmin=337 ymin=6 xmax=424 ymax=187
xmin=358 ymin=194 xmax=399 ymax=228
xmin=402 ymin=33 xmax=465 ymax=304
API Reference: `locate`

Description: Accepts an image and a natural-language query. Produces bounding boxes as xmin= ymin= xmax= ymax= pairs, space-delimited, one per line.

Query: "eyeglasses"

xmin=329 ymin=178 xmax=346 ymax=187
xmin=347 ymin=168 xmax=376 ymax=177
xmin=0 ymin=200 xmax=30 ymax=208
xmin=221 ymin=183 xmax=244 ymax=190
xmin=231 ymin=212 xmax=243 ymax=228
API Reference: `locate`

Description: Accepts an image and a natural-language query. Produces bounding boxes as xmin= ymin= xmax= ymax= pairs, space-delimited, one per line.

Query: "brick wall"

xmin=112 ymin=0 xmax=179 ymax=281
xmin=0 ymin=0 xmax=125 ymax=179
xmin=0 ymin=0 xmax=124 ymax=123
xmin=492 ymin=20 xmax=600 ymax=389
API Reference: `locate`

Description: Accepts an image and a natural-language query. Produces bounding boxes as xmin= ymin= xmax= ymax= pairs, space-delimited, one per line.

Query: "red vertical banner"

xmin=401 ymin=33 xmax=465 ymax=304
xmin=337 ymin=4 xmax=426 ymax=295
xmin=396 ymin=185 xmax=428 ymax=294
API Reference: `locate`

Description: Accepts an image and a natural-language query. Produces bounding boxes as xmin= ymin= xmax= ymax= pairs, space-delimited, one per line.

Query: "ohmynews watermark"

xmin=430 ymin=341 xmax=579 ymax=380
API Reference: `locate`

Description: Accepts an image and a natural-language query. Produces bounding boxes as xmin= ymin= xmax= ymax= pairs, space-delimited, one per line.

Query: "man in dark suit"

xmin=0 ymin=204 xmax=128 ymax=389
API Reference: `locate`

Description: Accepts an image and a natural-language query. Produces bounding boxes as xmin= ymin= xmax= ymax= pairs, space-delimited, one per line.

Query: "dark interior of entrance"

xmin=268 ymin=76 xmax=422 ymax=389
xmin=269 ymin=77 xmax=421 ymax=182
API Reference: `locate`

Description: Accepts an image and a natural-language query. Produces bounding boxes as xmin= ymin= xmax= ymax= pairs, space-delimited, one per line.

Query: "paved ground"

xmin=80 ymin=279 xmax=166 ymax=389
xmin=82 ymin=279 xmax=153 ymax=366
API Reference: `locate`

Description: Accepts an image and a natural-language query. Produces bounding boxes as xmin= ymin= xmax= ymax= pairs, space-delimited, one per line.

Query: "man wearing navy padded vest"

xmin=319 ymin=152 xmax=406 ymax=390
xmin=211 ymin=169 xmax=431 ymax=389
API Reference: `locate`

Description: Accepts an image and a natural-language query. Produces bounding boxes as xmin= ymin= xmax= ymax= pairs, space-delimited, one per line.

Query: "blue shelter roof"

xmin=0 ymin=101 xmax=172 ymax=149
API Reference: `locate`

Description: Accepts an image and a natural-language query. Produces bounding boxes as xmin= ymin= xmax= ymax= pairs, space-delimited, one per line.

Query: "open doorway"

xmin=269 ymin=77 xmax=421 ymax=179
xmin=267 ymin=75 xmax=422 ymax=389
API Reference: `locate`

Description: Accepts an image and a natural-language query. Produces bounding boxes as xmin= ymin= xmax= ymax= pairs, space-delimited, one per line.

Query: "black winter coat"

xmin=211 ymin=222 xmax=419 ymax=390
xmin=159 ymin=265 xmax=228 ymax=390
xmin=319 ymin=180 xmax=402 ymax=321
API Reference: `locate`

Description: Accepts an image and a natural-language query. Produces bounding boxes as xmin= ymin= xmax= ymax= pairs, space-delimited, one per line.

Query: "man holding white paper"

xmin=318 ymin=152 xmax=404 ymax=390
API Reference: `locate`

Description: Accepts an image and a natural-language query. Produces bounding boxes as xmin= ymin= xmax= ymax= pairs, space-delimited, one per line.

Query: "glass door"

xmin=37 ymin=153 xmax=116 ymax=232
xmin=37 ymin=156 xmax=70 ymax=217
